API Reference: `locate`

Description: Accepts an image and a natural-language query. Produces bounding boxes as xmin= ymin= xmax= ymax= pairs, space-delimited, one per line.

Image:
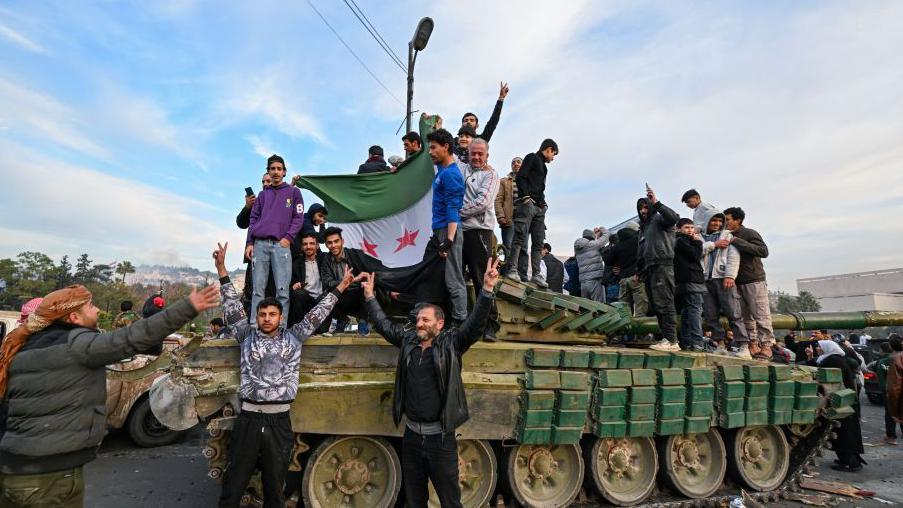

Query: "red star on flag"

xmin=362 ymin=238 xmax=379 ymax=258
xmin=394 ymin=228 xmax=420 ymax=253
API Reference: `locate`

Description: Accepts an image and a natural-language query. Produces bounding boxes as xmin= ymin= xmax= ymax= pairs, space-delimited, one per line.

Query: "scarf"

xmin=816 ymin=339 xmax=845 ymax=365
xmin=0 ymin=285 xmax=92 ymax=398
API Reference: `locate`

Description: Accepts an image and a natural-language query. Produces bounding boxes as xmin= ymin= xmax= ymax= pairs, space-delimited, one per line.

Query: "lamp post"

xmin=406 ymin=17 xmax=434 ymax=135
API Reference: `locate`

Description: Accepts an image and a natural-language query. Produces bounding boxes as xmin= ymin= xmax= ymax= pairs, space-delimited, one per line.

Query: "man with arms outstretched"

xmin=213 ymin=242 xmax=361 ymax=508
xmin=361 ymin=258 xmax=500 ymax=508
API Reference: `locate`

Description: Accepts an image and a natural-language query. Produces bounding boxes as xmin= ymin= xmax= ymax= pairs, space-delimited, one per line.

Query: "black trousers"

xmin=287 ymin=289 xmax=330 ymax=333
xmin=402 ymin=428 xmax=462 ymax=508
xmin=462 ymin=229 xmax=500 ymax=335
xmin=644 ymin=264 xmax=677 ymax=342
xmin=219 ymin=411 xmax=294 ymax=508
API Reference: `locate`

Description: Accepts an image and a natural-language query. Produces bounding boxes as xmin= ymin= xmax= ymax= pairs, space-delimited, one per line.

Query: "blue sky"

xmin=1 ymin=1 xmax=902 ymax=292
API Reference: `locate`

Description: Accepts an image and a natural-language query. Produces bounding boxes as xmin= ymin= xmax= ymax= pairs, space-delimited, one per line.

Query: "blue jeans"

xmin=251 ymin=239 xmax=291 ymax=325
xmin=677 ymin=291 xmax=704 ymax=349
xmin=434 ymin=226 xmax=467 ymax=321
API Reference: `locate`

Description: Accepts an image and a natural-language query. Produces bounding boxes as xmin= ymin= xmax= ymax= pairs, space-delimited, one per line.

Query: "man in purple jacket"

xmin=245 ymin=154 xmax=304 ymax=326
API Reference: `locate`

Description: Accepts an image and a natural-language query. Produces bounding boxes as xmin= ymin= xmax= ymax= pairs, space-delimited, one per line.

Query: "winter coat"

xmin=602 ymin=228 xmax=640 ymax=280
xmin=543 ymin=254 xmax=565 ymax=293
xmin=494 ymin=173 xmax=515 ymax=227
xmin=358 ymin=155 xmax=389 ymax=174
xmin=574 ymin=229 xmax=610 ymax=282
xmin=515 ymin=152 xmax=548 ymax=208
xmin=563 ymin=257 xmax=581 ymax=296
xmin=460 ymin=164 xmax=500 ymax=231
xmin=888 ymin=352 xmax=903 ymax=420
xmin=700 ymin=208 xmax=740 ymax=280
xmin=635 ymin=198 xmax=679 ymax=272
xmin=730 ymin=226 xmax=769 ymax=285
xmin=673 ymin=233 xmax=705 ymax=286
xmin=0 ymin=300 xmax=197 ymax=474
xmin=366 ymin=291 xmax=494 ymax=434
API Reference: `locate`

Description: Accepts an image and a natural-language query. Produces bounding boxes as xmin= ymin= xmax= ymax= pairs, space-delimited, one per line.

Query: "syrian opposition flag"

xmin=297 ymin=119 xmax=436 ymax=268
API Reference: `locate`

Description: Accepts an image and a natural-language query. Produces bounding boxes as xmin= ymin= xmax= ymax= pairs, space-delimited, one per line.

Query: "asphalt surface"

xmin=85 ymin=398 xmax=903 ymax=507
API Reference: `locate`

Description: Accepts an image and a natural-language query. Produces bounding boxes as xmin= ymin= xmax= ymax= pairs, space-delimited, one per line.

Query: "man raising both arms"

xmin=213 ymin=242 xmax=362 ymax=508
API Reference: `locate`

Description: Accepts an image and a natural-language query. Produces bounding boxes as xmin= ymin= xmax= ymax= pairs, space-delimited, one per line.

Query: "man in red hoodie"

xmin=246 ymin=154 xmax=304 ymax=326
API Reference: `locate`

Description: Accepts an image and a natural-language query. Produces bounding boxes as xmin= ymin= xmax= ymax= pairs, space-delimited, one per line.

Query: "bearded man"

xmin=360 ymin=258 xmax=499 ymax=508
xmin=0 ymin=283 xmax=219 ymax=507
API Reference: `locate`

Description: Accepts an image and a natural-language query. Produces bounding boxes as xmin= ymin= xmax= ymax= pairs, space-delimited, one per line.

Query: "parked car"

xmin=864 ymin=360 xmax=884 ymax=405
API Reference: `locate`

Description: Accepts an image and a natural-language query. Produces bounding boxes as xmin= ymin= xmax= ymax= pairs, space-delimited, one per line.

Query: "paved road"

xmin=85 ymin=398 xmax=903 ymax=507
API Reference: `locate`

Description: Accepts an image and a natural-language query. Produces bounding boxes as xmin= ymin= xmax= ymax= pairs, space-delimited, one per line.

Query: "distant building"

xmin=797 ymin=268 xmax=903 ymax=312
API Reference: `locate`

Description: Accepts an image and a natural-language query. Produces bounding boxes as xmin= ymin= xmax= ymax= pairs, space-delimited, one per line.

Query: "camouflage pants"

xmin=0 ymin=467 xmax=84 ymax=508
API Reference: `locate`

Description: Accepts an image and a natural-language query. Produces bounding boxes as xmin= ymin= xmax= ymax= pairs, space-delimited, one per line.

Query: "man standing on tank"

xmin=427 ymin=128 xmax=468 ymax=324
xmin=360 ymin=258 xmax=499 ymax=508
xmin=506 ymin=138 xmax=559 ymax=288
xmin=636 ymin=185 xmax=681 ymax=352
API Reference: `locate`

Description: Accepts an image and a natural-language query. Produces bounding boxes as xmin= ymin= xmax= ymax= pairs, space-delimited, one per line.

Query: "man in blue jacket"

xmin=426 ymin=128 xmax=467 ymax=323
xmin=245 ymin=154 xmax=304 ymax=326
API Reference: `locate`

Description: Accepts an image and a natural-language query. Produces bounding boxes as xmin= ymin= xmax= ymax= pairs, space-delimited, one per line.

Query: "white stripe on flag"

xmin=331 ymin=190 xmax=434 ymax=268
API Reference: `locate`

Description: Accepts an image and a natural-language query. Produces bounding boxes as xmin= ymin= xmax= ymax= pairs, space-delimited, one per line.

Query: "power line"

xmin=342 ymin=0 xmax=406 ymax=72
xmin=305 ymin=0 xmax=403 ymax=105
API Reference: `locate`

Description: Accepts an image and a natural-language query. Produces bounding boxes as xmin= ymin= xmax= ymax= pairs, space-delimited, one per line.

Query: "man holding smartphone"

xmin=246 ymin=154 xmax=304 ymax=327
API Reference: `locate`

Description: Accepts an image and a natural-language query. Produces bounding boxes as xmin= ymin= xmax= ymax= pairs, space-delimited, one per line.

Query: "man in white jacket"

xmin=700 ymin=208 xmax=752 ymax=359
xmin=460 ymin=138 xmax=501 ymax=339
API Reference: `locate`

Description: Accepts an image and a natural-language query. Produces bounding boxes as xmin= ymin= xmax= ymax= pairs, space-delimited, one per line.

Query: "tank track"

xmin=631 ymin=420 xmax=832 ymax=508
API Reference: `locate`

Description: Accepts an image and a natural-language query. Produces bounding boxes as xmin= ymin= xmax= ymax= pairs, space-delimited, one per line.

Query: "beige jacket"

xmin=494 ymin=174 xmax=515 ymax=227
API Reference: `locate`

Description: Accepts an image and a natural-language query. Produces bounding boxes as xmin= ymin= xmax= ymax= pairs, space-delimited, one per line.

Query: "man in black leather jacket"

xmin=361 ymin=258 xmax=499 ymax=508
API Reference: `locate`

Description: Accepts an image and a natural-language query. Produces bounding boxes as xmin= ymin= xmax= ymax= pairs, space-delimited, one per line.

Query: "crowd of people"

xmin=2 ymin=79 xmax=903 ymax=508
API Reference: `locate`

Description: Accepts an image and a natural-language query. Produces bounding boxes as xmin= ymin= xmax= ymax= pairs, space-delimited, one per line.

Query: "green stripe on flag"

xmin=297 ymin=116 xmax=438 ymax=223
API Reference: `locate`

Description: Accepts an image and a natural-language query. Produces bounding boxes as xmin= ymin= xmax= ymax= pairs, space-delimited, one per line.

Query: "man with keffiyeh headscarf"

xmin=0 ymin=284 xmax=220 ymax=508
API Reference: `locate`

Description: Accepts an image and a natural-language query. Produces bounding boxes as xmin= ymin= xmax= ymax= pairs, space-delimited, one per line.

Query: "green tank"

xmin=132 ymin=278 xmax=899 ymax=508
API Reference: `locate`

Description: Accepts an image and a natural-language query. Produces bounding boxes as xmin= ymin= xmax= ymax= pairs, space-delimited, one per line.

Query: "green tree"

xmin=116 ymin=261 xmax=136 ymax=284
xmin=774 ymin=290 xmax=822 ymax=314
xmin=75 ymin=254 xmax=93 ymax=283
xmin=797 ymin=291 xmax=821 ymax=312
xmin=16 ymin=252 xmax=55 ymax=281
xmin=90 ymin=263 xmax=114 ymax=284
xmin=54 ymin=255 xmax=73 ymax=289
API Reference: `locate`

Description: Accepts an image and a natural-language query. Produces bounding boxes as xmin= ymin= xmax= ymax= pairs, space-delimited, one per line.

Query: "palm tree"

xmin=117 ymin=261 xmax=136 ymax=284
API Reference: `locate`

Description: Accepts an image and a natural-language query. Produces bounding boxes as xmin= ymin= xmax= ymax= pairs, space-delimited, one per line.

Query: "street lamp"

xmin=406 ymin=16 xmax=434 ymax=134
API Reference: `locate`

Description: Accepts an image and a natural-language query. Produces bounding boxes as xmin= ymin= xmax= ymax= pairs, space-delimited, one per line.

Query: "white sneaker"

xmin=732 ymin=344 xmax=753 ymax=360
xmin=505 ymin=273 xmax=522 ymax=283
xmin=650 ymin=339 xmax=680 ymax=352
xmin=531 ymin=275 xmax=549 ymax=289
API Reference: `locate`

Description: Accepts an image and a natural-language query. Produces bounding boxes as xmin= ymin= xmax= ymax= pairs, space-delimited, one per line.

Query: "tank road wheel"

xmin=587 ymin=437 xmax=657 ymax=506
xmin=428 ymin=439 xmax=497 ymax=508
xmin=301 ymin=436 xmax=402 ymax=508
xmin=505 ymin=444 xmax=584 ymax=508
xmin=788 ymin=424 xmax=815 ymax=438
xmin=727 ymin=425 xmax=790 ymax=492
xmin=660 ymin=430 xmax=726 ymax=499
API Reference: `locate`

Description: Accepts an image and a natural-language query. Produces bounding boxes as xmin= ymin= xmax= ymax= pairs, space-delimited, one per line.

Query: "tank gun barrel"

xmin=627 ymin=311 xmax=903 ymax=336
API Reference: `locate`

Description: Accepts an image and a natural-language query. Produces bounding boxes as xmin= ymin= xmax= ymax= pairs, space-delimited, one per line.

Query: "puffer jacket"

xmin=636 ymin=198 xmax=679 ymax=271
xmin=602 ymin=228 xmax=639 ymax=280
xmin=0 ymin=300 xmax=197 ymax=474
xmin=366 ymin=291 xmax=494 ymax=434
xmin=699 ymin=208 xmax=740 ymax=280
xmin=574 ymin=229 xmax=609 ymax=282
xmin=460 ymin=164 xmax=500 ymax=231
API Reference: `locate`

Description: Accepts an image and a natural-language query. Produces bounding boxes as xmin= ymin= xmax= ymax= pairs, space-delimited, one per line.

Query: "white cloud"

xmin=0 ymin=142 xmax=246 ymax=270
xmin=223 ymin=73 xmax=326 ymax=144
xmin=0 ymin=77 xmax=108 ymax=158
xmin=0 ymin=21 xmax=48 ymax=54
xmin=245 ymin=134 xmax=276 ymax=159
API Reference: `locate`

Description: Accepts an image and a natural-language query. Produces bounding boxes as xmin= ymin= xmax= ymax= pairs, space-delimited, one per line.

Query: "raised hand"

xmin=499 ymin=81 xmax=510 ymax=100
xmin=482 ymin=257 xmax=501 ymax=292
xmin=361 ymin=272 xmax=376 ymax=299
xmin=188 ymin=285 xmax=221 ymax=312
xmin=213 ymin=242 xmax=229 ymax=276
xmin=337 ymin=266 xmax=355 ymax=292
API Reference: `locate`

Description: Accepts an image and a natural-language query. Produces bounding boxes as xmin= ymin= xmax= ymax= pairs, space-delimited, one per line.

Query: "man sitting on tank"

xmin=212 ymin=241 xmax=362 ymax=508
xmin=358 ymin=257 xmax=499 ymax=508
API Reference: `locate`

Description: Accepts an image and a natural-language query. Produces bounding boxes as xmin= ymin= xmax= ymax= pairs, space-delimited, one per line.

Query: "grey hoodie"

xmin=574 ymin=228 xmax=610 ymax=281
xmin=700 ymin=207 xmax=740 ymax=280
xmin=692 ymin=201 xmax=718 ymax=233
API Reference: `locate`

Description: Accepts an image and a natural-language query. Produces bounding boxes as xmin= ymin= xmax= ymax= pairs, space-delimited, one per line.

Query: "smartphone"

xmin=244 ymin=187 xmax=254 ymax=197
xmin=645 ymin=182 xmax=651 ymax=192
